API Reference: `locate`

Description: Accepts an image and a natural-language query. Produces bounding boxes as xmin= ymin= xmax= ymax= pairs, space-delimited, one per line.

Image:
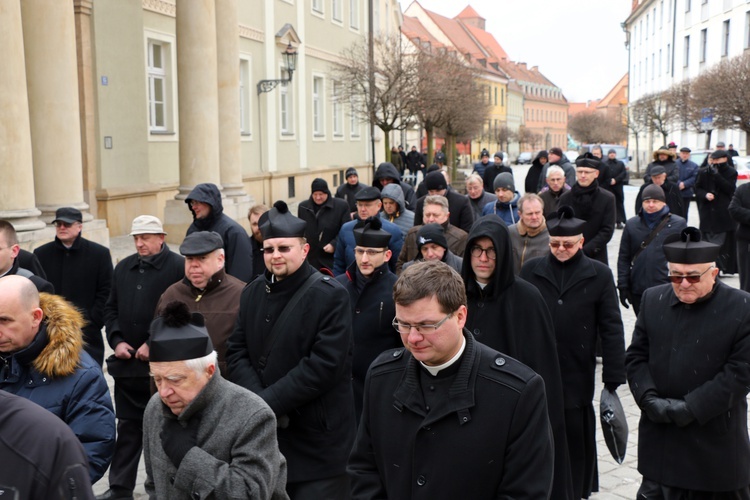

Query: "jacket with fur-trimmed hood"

xmin=186 ymin=183 xmax=254 ymax=282
xmin=0 ymin=292 xmax=116 ymax=483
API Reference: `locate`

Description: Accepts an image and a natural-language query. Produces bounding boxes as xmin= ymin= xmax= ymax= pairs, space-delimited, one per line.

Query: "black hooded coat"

xmin=372 ymin=163 xmax=417 ymax=210
xmin=460 ymin=215 xmax=575 ymax=500
xmin=185 ymin=183 xmax=253 ymax=282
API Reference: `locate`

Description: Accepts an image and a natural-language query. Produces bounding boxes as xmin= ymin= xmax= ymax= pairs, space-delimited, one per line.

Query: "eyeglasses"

xmin=392 ymin=313 xmax=452 ymax=335
xmin=668 ymin=266 xmax=714 ymax=284
xmin=54 ymin=221 xmax=79 ymax=228
xmin=470 ymin=245 xmax=496 ymax=260
xmin=549 ymin=238 xmax=582 ymax=250
xmin=261 ymin=245 xmax=296 ymax=254
xmin=354 ymin=248 xmax=385 ymax=256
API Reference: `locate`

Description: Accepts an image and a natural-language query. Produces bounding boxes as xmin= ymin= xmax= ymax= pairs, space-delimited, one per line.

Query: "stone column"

xmin=0 ymin=0 xmax=44 ymax=232
xmin=175 ymin=0 xmax=221 ymax=196
xmin=21 ymin=0 xmax=90 ymax=222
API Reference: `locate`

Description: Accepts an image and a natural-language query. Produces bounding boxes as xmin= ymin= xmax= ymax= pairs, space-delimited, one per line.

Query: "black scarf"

xmin=569 ymin=180 xmax=599 ymax=219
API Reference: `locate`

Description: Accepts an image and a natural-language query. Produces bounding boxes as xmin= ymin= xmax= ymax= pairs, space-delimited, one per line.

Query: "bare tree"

xmin=494 ymin=124 xmax=516 ymax=154
xmin=332 ymin=34 xmax=418 ymax=159
xmin=440 ymin=80 xmax=489 ymax=182
xmin=517 ymin=126 xmax=536 ymax=151
xmin=638 ymin=91 xmax=674 ymax=145
xmin=627 ymin=100 xmax=650 ymax=172
xmin=568 ymin=112 xmax=627 ymax=145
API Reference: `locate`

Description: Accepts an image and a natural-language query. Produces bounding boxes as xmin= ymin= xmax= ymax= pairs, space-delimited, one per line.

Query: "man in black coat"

xmin=644 ymin=147 xmax=679 ymax=184
xmin=348 ymin=260 xmax=554 ymax=499
xmin=247 ymin=204 xmax=269 ymax=281
xmin=634 ymin=165 xmax=683 ymax=217
xmin=335 ymin=168 xmax=365 ymax=214
xmin=558 ymin=155 xmax=616 ymax=265
xmin=626 ymin=228 xmax=750 ymax=497
xmin=481 ymin=152 xmax=513 ymax=194
xmin=34 ymin=207 xmax=113 ymax=365
xmin=460 ymin=215 xmax=574 ymax=500
xmin=602 ymin=148 xmax=628 ymax=228
xmin=372 ymin=162 xmax=417 ymax=210
xmin=521 ymin=206 xmax=626 ymax=499
xmin=298 ymin=178 xmax=351 ymax=272
xmin=185 ymin=182 xmax=253 ymax=282
xmin=729 ymin=182 xmax=750 ymax=292
xmin=413 ymin=171 xmax=474 ymax=232
xmin=99 ymin=216 xmax=185 ymax=500
xmin=405 ymin=145 xmax=425 ymax=178
xmin=226 ymin=201 xmax=355 ymax=499
xmin=335 ymin=217 xmax=400 ymax=421
xmin=618 ymin=185 xmax=687 ymax=314
xmin=695 ymin=150 xmax=738 ymax=274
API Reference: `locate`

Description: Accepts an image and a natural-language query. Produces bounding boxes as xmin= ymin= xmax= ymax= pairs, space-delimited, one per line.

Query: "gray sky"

xmin=409 ymin=0 xmax=632 ymax=102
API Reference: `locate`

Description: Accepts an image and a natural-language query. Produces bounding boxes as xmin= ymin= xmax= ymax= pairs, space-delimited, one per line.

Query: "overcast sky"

xmin=409 ymin=0 xmax=633 ymax=103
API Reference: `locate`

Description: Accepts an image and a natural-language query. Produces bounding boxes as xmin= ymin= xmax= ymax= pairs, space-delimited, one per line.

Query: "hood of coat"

xmin=461 ymin=215 xmax=515 ymax=299
xmin=532 ymin=150 xmax=548 ymax=167
xmin=185 ymin=183 xmax=224 ymax=223
xmin=652 ymin=149 xmax=677 ymax=161
xmin=33 ymin=293 xmax=85 ymax=378
xmin=373 ymin=162 xmax=402 ymax=183
xmin=381 ymin=183 xmax=406 ymax=212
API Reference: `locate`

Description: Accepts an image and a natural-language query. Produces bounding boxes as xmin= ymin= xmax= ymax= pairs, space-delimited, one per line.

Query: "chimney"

xmin=519 ymin=62 xmax=527 ymax=70
xmin=531 ymin=66 xmax=538 ymax=72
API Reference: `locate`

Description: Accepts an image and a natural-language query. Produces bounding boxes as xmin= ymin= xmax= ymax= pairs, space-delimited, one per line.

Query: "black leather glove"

xmin=641 ymin=392 xmax=672 ymax=424
xmin=666 ymin=399 xmax=695 ymax=427
xmin=618 ymin=288 xmax=630 ymax=309
xmin=604 ymin=383 xmax=619 ymax=393
xmin=160 ymin=417 xmax=199 ymax=467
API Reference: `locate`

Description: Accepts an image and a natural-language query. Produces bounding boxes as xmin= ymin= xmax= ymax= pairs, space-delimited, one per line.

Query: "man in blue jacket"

xmin=677 ymin=147 xmax=699 ymax=220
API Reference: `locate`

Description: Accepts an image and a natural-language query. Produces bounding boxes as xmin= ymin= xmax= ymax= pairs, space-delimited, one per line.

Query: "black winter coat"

xmin=626 ymin=282 xmax=750 ymax=491
xmin=460 ymin=215 xmax=574 ymax=500
xmin=372 ymin=163 xmax=417 ymax=210
xmin=521 ymin=252 xmax=626 ymax=408
xmin=34 ymin=234 xmax=113 ymax=365
xmin=603 ymin=158 xmax=628 ymax=187
xmin=558 ymin=183 xmax=615 ymax=264
xmin=186 ymin=183 xmax=253 ymax=282
xmin=348 ymin=332 xmax=554 ymax=499
xmin=226 ymin=263 xmax=356 ymax=483
xmin=695 ymin=163 xmax=738 ymax=233
xmin=617 ymin=212 xmax=686 ymax=295
xmin=729 ymin=182 xmax=750 ymax=241
xmin=298 ymin=194 xmax=351 ymax=271
xmin=335 ymin=262 xmax=400 ymax=421
xmin=413 ymin=188 xmax=475 ymax=233
xmin=634 ymin=180 xmax=684 ymax=216
xmin=335 ymin=182 xmax=365 ymax=213
xmin=104 ymin=244 xmax=185 ymax=419
xmin=644 ymin=159 xmax=679 ymax=184
xmin=481 ymin=163 xmax=513 ymax=193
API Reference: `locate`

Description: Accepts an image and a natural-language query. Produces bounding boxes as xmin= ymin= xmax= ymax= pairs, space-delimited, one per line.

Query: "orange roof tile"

xmin=456 ymin=5 xmax=482 ymax=20
xmin=461 ymin=22 xmax=509 ymax=62
xmin=597 ymin=73 xmax=629 ymax=108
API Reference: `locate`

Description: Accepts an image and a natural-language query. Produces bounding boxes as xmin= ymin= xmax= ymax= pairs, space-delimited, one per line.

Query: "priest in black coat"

xmin=461 ymin=215 xmax=575 ymax=500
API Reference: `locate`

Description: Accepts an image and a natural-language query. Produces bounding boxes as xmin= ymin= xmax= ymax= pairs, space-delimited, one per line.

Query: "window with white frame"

xmin=746 ymin=12 xmax=750 ymax=49
xmin=280 ymin=69 xmax=293 ymax=135
xmin=660 ymin=1 xmax=664 ymax=27
xmin=239 ymin=58 xmax=251 ymax=135
xmin=332 ymin=81 xmax=343 ymax=137
xmin=312 ymin=0 xmax=323 ymax=14
xmin=651 ymin=53 xmax=655 ymax=79
xmin=684 ymin=36 xmax=690 ymax=67
xmin=350 ymin=97 xmax=360 ymax=137
xmin=313 ymin=76 xmax=325 ymax=136
xmin=350 ymin=0 xmax=359 ymax=29
xmin=722 ymin=20 xmax=730 ymax=56
xmin=652 ymin=8 xmax=656 ymax=33
xmin=699 ymin=28 xmax=707 ymax=63
xmin=667 ymin=43 xmax=671 ymax=73
xmin=332 ymin=0 xmax=341 ymax=22
xmin=147 ymin=40 xmax=169 ymax=132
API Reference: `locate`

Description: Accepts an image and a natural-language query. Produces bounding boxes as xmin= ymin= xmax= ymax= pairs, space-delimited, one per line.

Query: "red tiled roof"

xmin=598 ymin=73 xmax=628 ymax=108
xmin=456 ymin=5 xmax=482 ymax=20
xmin=402 ymin=15 xmax=444 ymax=48
xmin=461 ymin=23 xmax=508 ymax=62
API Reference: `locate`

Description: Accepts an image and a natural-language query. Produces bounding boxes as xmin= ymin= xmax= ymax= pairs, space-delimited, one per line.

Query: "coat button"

xmin=139 ymin=269 xmax=145 ymax=274
xmin=495 ymin=357 xmax=506 ymax=366
xmin=557 ymin=299 xmax=563 ymax=305
xmin=355 ymin=308 xmax=361 ymax=314
xmin=136 ymin=285 xmax=142 ymax=290
xmin=477 ymin=302 xmax=484 ymax=308
xmin=192 ymin=493 xmax=200 ymax=500
xmin=169 ymin=475 xmax=175 ymax=484
xmin=417 ymin=475 xmax=427 ymax=486
xmin=473 ymin=328 xmax=480 ymax=335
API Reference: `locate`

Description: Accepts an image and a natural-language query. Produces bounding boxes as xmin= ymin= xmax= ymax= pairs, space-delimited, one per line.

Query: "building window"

xmin=280 ymin=69 xmax=293 ymax=135
xmin=652 ymin=53 xmax=655 ymax=79
xmin=722 ymin=20 xmax=730 ymax=56
xmin=660 ymin=1 xmax=664 ymax=27
xmin=746 ymin=12 xmax=750 ymax=49
xmin=699 ymin=28 xmax=707 ymax=63
xmin=684 ymin=36 xmax=690 ymax=67
xmin=332 ymin=81 xmax=343 ymax=137
xmin=312 ymin=0 xmax=323 ymax=14
xmin=653 ymin=8 xmax=656 ymax=33
xmin=147 ymin=40 xmax=169 ymax=132
xmin=646 ymin=14 xmax=649 ymax=39
xmin=350 ymin=0 xmax=359 ymax=29
xmin=313 ymin=76 xmax=325 ymax=136
xmin=494 ymin=87 xmax=498 ymax=105
xmin=501 ymin=88 xmax=504 ymax=106
xmin=686 ymin=0 xmax=691 ymax=12
xmin=332 ymin=0 xmax=342 ymax=22
xmin=239 ymin=58 xmax=251 ymax=135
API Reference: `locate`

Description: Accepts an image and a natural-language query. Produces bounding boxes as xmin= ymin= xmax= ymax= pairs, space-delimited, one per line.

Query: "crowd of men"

xmin=1 ymin=141 xmax=750 ymax=499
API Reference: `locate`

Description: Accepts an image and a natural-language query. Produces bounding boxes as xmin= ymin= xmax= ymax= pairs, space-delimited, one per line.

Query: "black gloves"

xmin=161 ymin=417 xmax=199 ymax=467
xmin=604 ymin=383 xmax=619 ymax=392
xmin=618 ymin=288 xmax=630 ymax=309
xmin=666 ymin=399 xmax=695 ymax=427
xmin=641 ymin=392 xmax=672 ymax=424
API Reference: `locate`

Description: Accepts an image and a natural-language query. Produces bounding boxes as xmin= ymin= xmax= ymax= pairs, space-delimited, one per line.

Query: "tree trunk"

xmin=634 ymin=133 xmax=641 ymax=173
xmin=383 ymin=130 xmax=391 ymax=163
xmin=705 ymin=129 xmax=713 ymax=150
xmin=447 ymin=135 xmax=458 ymax=184
xmin=425 ymin=126 xmax=434 ymax=166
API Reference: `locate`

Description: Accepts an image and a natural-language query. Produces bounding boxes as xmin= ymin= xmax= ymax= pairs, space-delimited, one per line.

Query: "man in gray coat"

xmin=143 ymin=301 xmax=288 ymax=500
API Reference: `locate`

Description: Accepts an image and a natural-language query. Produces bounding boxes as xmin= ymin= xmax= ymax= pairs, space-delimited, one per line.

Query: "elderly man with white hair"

xmin=143 ymin=301 xmax=289 ymax=499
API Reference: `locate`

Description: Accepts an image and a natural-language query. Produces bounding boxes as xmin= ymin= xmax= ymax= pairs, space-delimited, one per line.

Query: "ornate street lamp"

xmin=257 ymin=42 xmax=298 ymax=94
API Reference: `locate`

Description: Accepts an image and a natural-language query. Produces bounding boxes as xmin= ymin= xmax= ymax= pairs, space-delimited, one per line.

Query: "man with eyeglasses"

xmin=335 ymin=217 xmax=400 ymax=421
xmin=626 ymin=227 xmax=750 ymax=498
xmin=539 ymin=165 xmax=571 ymax=218
xmin=333 ymin=186 xmax=403 ymax=276
xmin=348 ymin=260 xmax=554 ymax=499
xmin=460 ymin=214 xmax=574 ymax=499
xmin=34 ymin=207 xmax=113 ymax=366
xmin=227 ymin=201 xmax=355 ymax=499
xmin=520 ymin=206 xmax=626 ymax=499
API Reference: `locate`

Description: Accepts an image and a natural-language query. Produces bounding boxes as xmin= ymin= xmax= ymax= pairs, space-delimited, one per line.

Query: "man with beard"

xmin=414 ymin=171 xmax=474 ymax=233
xmin=508 ymin=194 xmax=549 ymax=274
xmin=465 ymin=174 xmax=496 ymax=220
xmin=524 ymin=150 xmax=548 ymax=194
xmin=635 ymin=166 xmax=683 ymax=217
xmin=298 ymin=178 xmax=351 ymax=272
xmin=644 ymin=147 xmax=678 ymax=184
xmin=618 ymin=185 xmax=687 ymax=315
xmin=335 ymin=217 xmax=400 ymax=421
xmin=695 ymin=149 xmax=738 ymax=275
xmin=335 ymin=168 xmax=365 ymax=214
xmin=482 ymin=152 xmax=513 ymax=194
xmin=626 ymin=228 xmax=750 ymax=498
xmin=602 ymin=148 xmax=628 ymax=228
xmin=402 ymin=223 xmax=463 ymax=274
xmin=460 ymin=215 xmax=574 ymax=499
xmin=521 ymin=207 xmax=626 ymax=499
xmin=558 ymin=154 xmax=616 ymax=265
xmin=676 ymin=147 xmax=699 ymax=220
xmin=539 ymin=165 xmax=571 ymax=218
xmin=185 ymin=183 xmax=253 ymax=282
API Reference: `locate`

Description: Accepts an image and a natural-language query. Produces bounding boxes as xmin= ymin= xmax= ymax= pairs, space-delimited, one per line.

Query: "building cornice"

xmin=624 ymin=0 xmax=658 ymax=27
xmin=143 ymin=0 xmax=176 ymax=17
xmin=239 ymin=24 xmax=264 ymax=42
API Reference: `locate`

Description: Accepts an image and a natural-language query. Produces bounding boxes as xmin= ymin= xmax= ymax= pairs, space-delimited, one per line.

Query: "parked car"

xmin=733 ymin=155 xmax=750 ymax=180
xmin=515 ymin=152 xmax=532 ymax=165
xmin=688 ymin=149 xmax=711 ymax=168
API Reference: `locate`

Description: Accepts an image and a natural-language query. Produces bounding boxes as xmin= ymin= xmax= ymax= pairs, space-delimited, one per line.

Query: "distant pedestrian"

xmin=539 ymin=165 xmax=571 ymax=217
xmin=335 ymin=168 xmax=365 ymax=214
xmin=728 ymin=143 xmax=740 ymax=157
xmin=414 ymin=171 xmax=474 ymax=232
xmin=481 ymin=152 xmax=513 ymax=193
xmin=372 ymin=162 xmax=417 ymax=210
xmin=729 ymin=182 xmax=750 ymax=291
xmin=482 ymin=172 xmax=520 ymax=225
xmin=465 ymin=173 xmax=495 ymax=219
xmin=472 ymin=148 xmax=491 ymax=180
xmin=602 ymin=148 xmax=628 ymax=228
xmin=644 ymin=147 xmax=678 ymax=184
xmin=676 ymin=147 xmax=699 ymax=220
xmin=634 ymin=165 xmax=683 ymax=217
xmin=538 ymin=147 xmax=576 ymax=190
xmin=298 ymin=178 xmax=351 ymax=272
xmin=524 ymin=150 xmax=548 ymax=194
xmin=507 ymin=194 xmax=549 ymax=274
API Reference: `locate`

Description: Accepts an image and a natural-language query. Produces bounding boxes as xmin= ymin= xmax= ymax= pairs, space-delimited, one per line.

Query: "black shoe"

xmin=95 ymin=488 xmax=134 ymax=500
xmin=616 ymin=223 xmax=623 ymax=230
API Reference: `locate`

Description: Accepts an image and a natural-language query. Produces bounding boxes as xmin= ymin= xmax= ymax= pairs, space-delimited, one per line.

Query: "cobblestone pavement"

xmin=93 ymin=171 xmax=741 ymax=499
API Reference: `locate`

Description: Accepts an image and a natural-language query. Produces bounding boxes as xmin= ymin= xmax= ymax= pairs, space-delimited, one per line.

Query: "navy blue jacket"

xmin=677 ymin=158 xmax=699 ymax=198
xmin=333 ymin=218 xmax=403 ymax=275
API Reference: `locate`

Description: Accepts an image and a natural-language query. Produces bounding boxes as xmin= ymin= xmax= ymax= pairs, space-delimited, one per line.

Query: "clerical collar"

xmin=476 ymin=280 xmax=488 ymax=290
xmin=420 ymin=336 xmax=466 ymax=376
